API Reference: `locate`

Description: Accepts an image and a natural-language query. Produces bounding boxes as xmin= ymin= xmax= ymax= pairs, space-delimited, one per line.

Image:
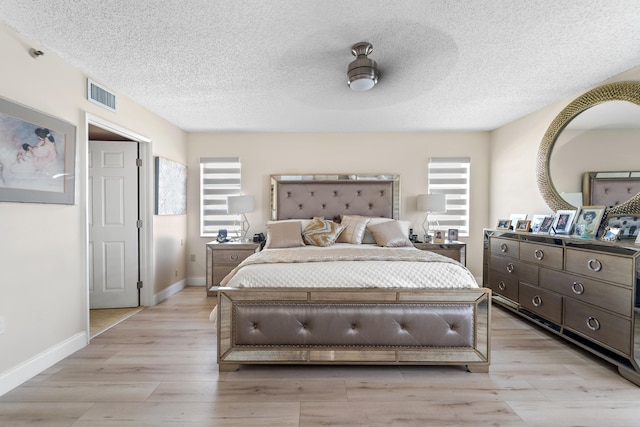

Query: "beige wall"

xmin=490 ymin=66 xmax=640 ymax=223
xmin=0 ymin=23 xmax=187 ymax=392
xmin=186 ymin=132 xmax=491 ymax=280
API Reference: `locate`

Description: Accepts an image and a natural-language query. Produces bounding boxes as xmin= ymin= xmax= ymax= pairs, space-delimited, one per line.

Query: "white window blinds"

xmin=200 ymin=157 xmax=241 ymax=237
xmin=428 ymin=157 xmax=471 ymax=237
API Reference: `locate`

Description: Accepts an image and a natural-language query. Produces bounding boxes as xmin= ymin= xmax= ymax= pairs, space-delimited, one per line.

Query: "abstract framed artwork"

xmin=0 ymin=96 xmax=76 ymax=204
xmin=154 ymin=156 xmax=187 ymax=215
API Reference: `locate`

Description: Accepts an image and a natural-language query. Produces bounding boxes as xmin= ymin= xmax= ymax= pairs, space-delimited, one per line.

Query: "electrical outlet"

xmin=0 ymin=317 xmax=5 ymax=335
xmin=190 ymin=254 xmax=196 ymax=262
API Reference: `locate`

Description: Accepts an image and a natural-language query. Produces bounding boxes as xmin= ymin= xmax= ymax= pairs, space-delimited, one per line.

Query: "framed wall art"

xmin=0 ymin=96 xmax=76 ymax=204
xmin=154 ymin=156 xmax=187 ymax=215
xmin=571 ymin=206 xmax=606 ymax=239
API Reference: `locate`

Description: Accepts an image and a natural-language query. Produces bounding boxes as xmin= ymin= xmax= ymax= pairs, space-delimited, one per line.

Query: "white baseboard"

xmin=152 ymin=279 xmax=186 ymax=305
xmin=187 ymin=276 xmax=206 ymax=287
xmin=0 ymin=332 xmax=87 ymax=397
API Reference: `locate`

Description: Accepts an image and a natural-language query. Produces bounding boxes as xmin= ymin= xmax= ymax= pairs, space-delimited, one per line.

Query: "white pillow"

xmin=362 ymin=218 xmax=411 ymax=244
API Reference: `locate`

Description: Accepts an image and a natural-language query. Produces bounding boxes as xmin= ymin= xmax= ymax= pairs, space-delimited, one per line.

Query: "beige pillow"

xmin=265 ymin=221 xmax=305 ymax=248
xmin=362 ymin=218 xmax=411 ymax=244
xmin=367 ymin=220 xmax=413 ymax=247
xmin=336 ymin=215 xmax=370 ymax=244
xmin=302 ymin=217 xmax=346 ymax=247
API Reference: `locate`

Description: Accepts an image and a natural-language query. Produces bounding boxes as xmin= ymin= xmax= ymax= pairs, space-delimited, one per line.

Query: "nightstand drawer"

xmin=213 ymin=265 xmax=237 ymax=286
xmin=565 ymin=249 xmax=633 ymax=287
xmin=491 ymin=256 xmax=538 ymax=285
xmin=564 ymin=299 xmax=631 ymax=355
xmin=518 ymin=282 xmax=562 ymax=324
xmin=540 ymin=268 xmax=632 ymax=317
xmin=490 ymin=237 xmax=519 ymax=259
xmin=519 ymin=242 xmax=563 ymax=269
xmin=488 ymin=271 xmax=519 ymax=302
xmin=212 ymin=249 xmax=255 ymax=265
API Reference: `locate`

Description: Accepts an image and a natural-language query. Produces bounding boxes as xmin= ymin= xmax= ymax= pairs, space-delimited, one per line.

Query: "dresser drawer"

xmin=490 ymin=237 xmax=519 ymax=259
xmin=488 ymin=271 xmax=519 ymax=302
xmin=564 ymin=299 xmax=632 ymax=355
xmin=212 ymin=248 xmax=256 ymax=265
xmin=490 ymin=256 xmax=538 ymax=285
xmin=519 ymin=242 xmax=563 ymax=269
xmin=540 ymin=268 xmax=633 ymax=317
xmin=519 ymin=282 xmax=562 ymax=324
xmin=565 ymin=249 xmax=633 ymax=287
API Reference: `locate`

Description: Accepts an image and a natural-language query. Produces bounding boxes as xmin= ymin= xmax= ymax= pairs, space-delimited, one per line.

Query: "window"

xmin=200 ymin=157 xmax=241 ymax=237
xmin=428 ymin=157 xmax=470 ymax=237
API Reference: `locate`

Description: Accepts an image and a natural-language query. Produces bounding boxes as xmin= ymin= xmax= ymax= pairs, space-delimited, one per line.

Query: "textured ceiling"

xmin=2 ymin=1 xmax=640 ymax=132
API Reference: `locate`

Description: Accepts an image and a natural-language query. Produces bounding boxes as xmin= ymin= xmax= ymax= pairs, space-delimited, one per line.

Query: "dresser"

xmin=413 ymin=241 xmax=466 ymax=265
xmin=483 ymin=229 xmax=640 ymax=385
xmin=206 ymin=241 xmax=260 ymax=296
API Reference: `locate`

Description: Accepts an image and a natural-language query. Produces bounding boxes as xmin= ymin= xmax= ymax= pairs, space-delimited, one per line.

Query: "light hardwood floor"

xmin=1 ymin=286 xmax=640 ymax=426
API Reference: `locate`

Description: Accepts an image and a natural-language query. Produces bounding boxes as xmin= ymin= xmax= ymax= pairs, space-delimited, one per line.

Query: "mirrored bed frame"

xmin=216 ymin=174 xmax=491 ymax=372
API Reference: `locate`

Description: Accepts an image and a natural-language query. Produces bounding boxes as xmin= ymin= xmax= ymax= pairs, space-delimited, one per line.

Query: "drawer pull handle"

xmin=587 ymin=258 xmax=602 ymax=272
xmin=534 ymin=249 xmax=544 ymax=260
xmin=532 ymin=295 xmax=543 ymax=307
xmin=498 ymin=281 xmax=506 ymax=291
xmin=230 ymin=253 xmax=238 ymax=261
xmin=506 ymin=263 xmax=515 ymax=273
xmin=500 ymin=243 xmax=508 ymax=252
xmin=586 ymin=316 xmax=601 ymax=331
xmin=571 ymin=281 xmax=585 ymax=295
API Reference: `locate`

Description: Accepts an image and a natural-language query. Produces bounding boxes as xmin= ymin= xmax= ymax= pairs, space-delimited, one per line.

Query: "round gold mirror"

xmin=536 ymin=81 xmax=640 ymax=215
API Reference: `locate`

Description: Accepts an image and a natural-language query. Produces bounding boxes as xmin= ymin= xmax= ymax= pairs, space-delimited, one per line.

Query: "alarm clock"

xmin=216 ymin=229 xmax=228 ymax=243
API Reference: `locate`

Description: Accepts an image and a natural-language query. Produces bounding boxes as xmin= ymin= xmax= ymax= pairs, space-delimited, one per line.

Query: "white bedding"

xmin=220 ymin=243 xmax=478 ymax=289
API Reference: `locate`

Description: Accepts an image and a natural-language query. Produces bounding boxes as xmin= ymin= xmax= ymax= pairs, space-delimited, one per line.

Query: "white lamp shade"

xmin=227 ymin=195 xmax=254 ymax=214
xmin=416 ymin=193 xmax=446 ymax=213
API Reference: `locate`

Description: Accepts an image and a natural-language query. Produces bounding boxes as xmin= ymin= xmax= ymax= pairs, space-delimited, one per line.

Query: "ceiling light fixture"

xmin=347 ymin=42 xmax=379 ymax=91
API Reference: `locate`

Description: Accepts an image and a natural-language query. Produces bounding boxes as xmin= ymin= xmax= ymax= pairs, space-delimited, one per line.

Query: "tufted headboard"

xmin=583 ymin=171 xmax=640 ymax=208
xmin=270 ymin=174 xmax=400 ymax=221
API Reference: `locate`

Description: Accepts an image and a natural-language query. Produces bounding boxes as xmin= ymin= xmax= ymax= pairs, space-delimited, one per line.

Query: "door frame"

xmin=84 ymin=113 xmax=154 ymax=341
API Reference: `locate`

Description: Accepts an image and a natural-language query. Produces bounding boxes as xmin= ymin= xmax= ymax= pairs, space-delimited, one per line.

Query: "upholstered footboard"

xmin=217 ymin=287 xmax=491 ymax=373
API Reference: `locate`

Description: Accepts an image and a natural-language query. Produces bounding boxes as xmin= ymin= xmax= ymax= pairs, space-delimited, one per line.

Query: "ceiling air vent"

xmin=87 ymin=79 xmax=116 ymax=111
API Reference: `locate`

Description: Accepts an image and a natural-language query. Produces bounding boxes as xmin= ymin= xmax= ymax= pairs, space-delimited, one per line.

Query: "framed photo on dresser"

xmin=571 ymin=206 xmax=605 ymax=239
xmin=552 ymin=210 xmax=576 ymax=234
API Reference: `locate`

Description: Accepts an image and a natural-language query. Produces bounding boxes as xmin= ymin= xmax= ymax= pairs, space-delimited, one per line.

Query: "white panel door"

xmin=89 ymin=140 xmax=139 ymax=308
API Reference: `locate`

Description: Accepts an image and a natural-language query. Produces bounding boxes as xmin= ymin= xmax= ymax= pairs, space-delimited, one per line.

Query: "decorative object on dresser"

xmin=483 ymin=229 xmax=640 ymax=386
xmin=515 ymin=219 xmax=531 ymax=232
xmin=601 ymin=226 xmax=622 ymax=242
xmin=496 ymin=219 xmax=511 ymax=230
xmin=537 ymin=216 xmax=554 ymax=234
xmin=509 ymin=213 xmax=527 ymax=229
xmin=551 ymin=209 xmax=576 ymax=234
xmin=447 ymin=228 xmax=459 ymax=242
xmin=226 ymin=194 xmax=255 ymax=241
xmin=530 ymin=214 xmax=548 ymax=233
xmin=571 ymin=206 xmax=606 ymax=239
xmin=605 ymin=214 xmax=640 ymax=240
xmin=416 ymin=193 xmax=447 ymax=243
xmin=215 ymin=174 xmax=490 ymax=373
xmin=206 ymin=241 xmax=260 ymax=296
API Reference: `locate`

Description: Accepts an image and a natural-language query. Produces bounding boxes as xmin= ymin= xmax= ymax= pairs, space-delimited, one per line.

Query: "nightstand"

xmin=413 ymin=241 xmax=466 ymax=265
xmin=206 ymin=241 xmax=260 ymax=296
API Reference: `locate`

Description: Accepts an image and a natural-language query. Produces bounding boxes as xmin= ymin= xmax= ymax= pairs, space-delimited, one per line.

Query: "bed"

xmin=215 ymin=174 xmax=491 ymax=373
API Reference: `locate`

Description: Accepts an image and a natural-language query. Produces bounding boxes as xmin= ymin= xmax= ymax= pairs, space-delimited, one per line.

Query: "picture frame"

xmin=0 ymin=96 xmax=76 ymax=204
xmin=509 ymin=213 xmax=527 ymax=229
xmin=571 ymin=206 xmax=606 ymax=239
xmin=530 ymin=214 xmax=548 ymax=233
xmin=601 ymin=226 xmax=622 ymax=242
xmin=605 ymin=214 xmax=640 ymax=239
xmin=447 ymin=228 xmax=458 ymax=242
xmin=496 ymin=219 xmax=511 ymax=230
xmin=552 ymin=210 xmax=576 ymax=234
xmin=635 ymin=231 xmax=640 ymax=245
xmin=433 ymin=229 xmax=445 ymax=243
xmin=515 ymin=219 xmax=531 ymax=232
xmin=154 ymin=156 xmax=187 ymax=215
xmin=537 ymin=216 xmax=555 ymax=234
